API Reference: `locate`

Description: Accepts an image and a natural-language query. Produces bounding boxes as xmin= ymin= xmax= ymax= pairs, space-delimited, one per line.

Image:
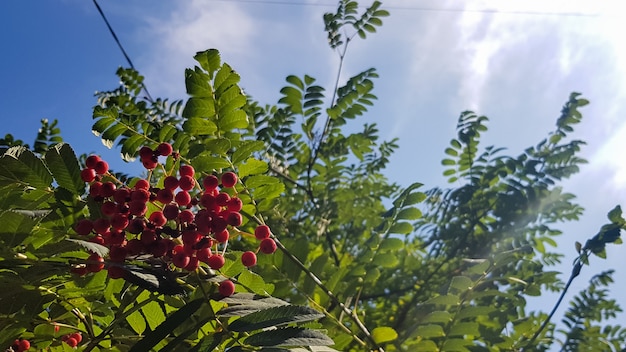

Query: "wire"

xmin=93 ymin=0 xmax=154 ymax=102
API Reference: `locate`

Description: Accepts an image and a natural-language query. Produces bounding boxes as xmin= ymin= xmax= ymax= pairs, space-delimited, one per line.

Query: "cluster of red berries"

xmin=73 ymin=143 xmax=277 ymax=297
xmin=61 ymin=332 xmax=82 ymax=348
xmin=8 ymin=339 xmax=30 ymax=352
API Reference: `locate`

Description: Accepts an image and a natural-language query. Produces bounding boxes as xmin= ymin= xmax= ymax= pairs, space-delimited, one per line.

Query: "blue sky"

xmin=1 ymin=0 xmax=625 ymax=342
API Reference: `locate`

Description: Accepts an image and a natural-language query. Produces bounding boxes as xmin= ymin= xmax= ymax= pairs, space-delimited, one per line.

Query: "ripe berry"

xmin=163 ymin=203 xmax=180 ymax=220
xmin=178 ymin=209 xmax=194 ymax=223
xmin=107 ymin=265 xmax=126 ymax=279
xmin=16 ymin=339 xmax=30 ymax=351
xmin=260 ymin=238 xmax=277 ymax=254
xmin=226 ymin=212 xmax=243 ymax=227
xmin=131 ymin=188 xmax=150 ymax=202
xmin=216 ymin=192 xmax=230 ymax=206
xmin=70 ymin=332 xmax=83 ymax=343
xmin=172 ymin=252 xmax=191 ymax=268
xmin=219 ymin=279 xmax=236 ymax=297
xmin=101 ymin=201 xmax=117 ymax=217
xmin=129 ymin=200 xmax=147 ymax=216
xmin=203 ymin=175 xmax=219 ymax=190
xmin=175 ymin=190 xmax=191 ymax=206
xmin=150 ymin=239 xmax=170 ymax=257
xmin=156 ymin=189 xmax=174 ymax=204
xmin=241 ymin=251 xmax=257 ymax=267
xmin=94 ymin=160 xmax=109 ymax=175
xmin=109 ymin=246 xmax=127 ymax=262
xmin=227 ymin=197 xmax=243 ymax=212
xmin=75 ymin=219 xmax=93 ymax=235
xmin=135 ymin=179 xmax=150 ymax=190
xmin=221 ymin=172 xmax=238 ymax=188
xmin=139 ymin=146 xmax=154 ymax=159
xmin=179 ymin=165 xmax=195 ymax=177
xmin=185 ymin=256 xmax=199 ymax=271
xmin=212 ymin=217 xmax=228 ymax=234
xmin=142 ymin=157 xmax=158 ymax=170
xmin=156 ymin=142 xmax=173 ymax=156
xmin=111 ymin=213 xmax=129 ymax=230
xmin=64 ymin=337 xmax=78 ymax=347
xmin=179 ymin=175 xmax=195 ymax=191
xmin=163 ymin=176 xmax=179 ymax=191
xmin=89 ymin=181 xmax=103 ymax=197
xmin=86 ymin=253 xmax=105 ymax=273
xmin=254 ymin=225 xmax=271 ymax=240
xmin=85 ymin=155 xmax=101 ymax=169
xmin=92 ymin=218 xmax=111 ymax=235
xmin=207 ymin=254 xmax=225 ymax=270
xmin=214 ymin=229 xmax=229 ymax=243
xmin=80 ymin=168 xmax=97 ymax=182
xmin=196 ymin=247 xmax=212 ymax=263
xmin=113 ymin=187 xmax=131 ymax=203
xmin=126 ymin=239 xmax=143 ymax=255
xmin=141 ymin=229 xmax=157 ymax=245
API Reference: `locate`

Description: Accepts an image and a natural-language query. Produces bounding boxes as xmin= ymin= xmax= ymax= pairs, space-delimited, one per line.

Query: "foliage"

xmin=0 ymin=1 xmax=625 ymax=351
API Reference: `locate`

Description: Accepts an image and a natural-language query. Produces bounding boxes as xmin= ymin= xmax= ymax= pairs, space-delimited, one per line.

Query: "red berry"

xmin=203 ymin=175 xmax=219 ymax=190
xmin=93 ymin=218 xmax=111 ymax=235
xmin=182 ymin=230 xmax=201 ymax=246
xmin=101 ymin=181 xmax=116 ymax=197
xmin=196 ymin=247 xmax=212 ymax=263
xmin=219 ymin=279 xmax=236 ymax=297
xmin=172 ymin=252 xmax=190 ymax=268
xmin=184 ymin=256 xmax=199 ymax=271
xmin=80 ymin=168 xmax=96 ymax=182
xmin=89 ymin=181 xmax=103 ymax=198
xmin=254 ymin=225 xmax=271 ymax=240
xmin=241 ymin=251 xmax=257 ymax=267
xmin=94 ymin=160 xmax=109 ymax=175
xmin=150 ymin=239 xmax=170 ymax=257
xmin=139 ymin=146 xmax=154 ymax=159
xmin=175 ymin=190 xmax=191 ymax=206
xmin=227 ymin=197 xmax=243 ymax=212
xmin=141 ymin=229 xmax=157 ymax=245
xmin=131 ymin=188 xmax=150 ymax=202
xmin=178 ymin=209 xmax=194 ymax=223
xmin=86 ymin=253 xmax=105 ymax=273
xmin=127 ymin=218 xmax=145 ymax=234
xmin=134 ymin=179 xmax=151 ymax=191
xmin=156 ymin=189 xmax=174 ymax=204
xmin=142 ymin=157 xmax=158 ymax=170
xmin=216 ymin=192 xmax=230 ymax=206
xmin=156 ymin=142 xmax=173 ymax=156
xmin=75 ymin=219 xmax=93 ymax=235
xmin=113 ymin=187 xmax=131 ymax=203
xmin=179 ymin=175 xmax=195 ymax=191
xmin=70 ymin=332 xmax=82 ymax=343
xmin=129 ymin=200 xmax=147 ymax=216
xmin=221 ymin=172 xmax=238 ymax=188
xmin=18 ymin=339 xmax=31 ymax=351
xmin=163 ymin=203 xmax=180 ymax=220
xmin=179 ymin=165 xmax=195 ymax=177
xmin=65 ymin=337 xmax=78 ymax=347
xmin=71 ymin=265 xmax=88 ymax=276
xmin=90 ymin=235 xmax=105 ymax=245
xmin=107 ymin=265 xmax=126 ymax=279
xmin=85 ymin=155 xmax=101 ymax=169
xmin=207 ymin=254 xmax=225 ymax=270
xmin=226 ymin=212 xmax=243 ymax=227
xmin=260 ymin=238 xmax=277 ymax=254
xmin=163 ymin=176 xmax=179 ymax=190
xmin=126 ymin=239 xmax=143 ymax=255
xmin=101 ymin=201 xmax=117 ymax=217
xmin=212 ymin=217 xmax=228 ymax=233
xmin=214 ymin=229 xmax=229 ymax=243
xmin=200 ymin=192 xmax=216 ymax=208
xmin=111 ymin=213 xmax=129 ymax=230
xmin=109 ymin=246 xmax=127 ymax=262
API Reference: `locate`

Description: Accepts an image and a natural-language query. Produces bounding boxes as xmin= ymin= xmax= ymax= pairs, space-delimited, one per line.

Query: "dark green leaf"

xmin=244 ymin=327 xmax=334 ymax=347
xmin=229 ymin=305 xmax=324 ymax=332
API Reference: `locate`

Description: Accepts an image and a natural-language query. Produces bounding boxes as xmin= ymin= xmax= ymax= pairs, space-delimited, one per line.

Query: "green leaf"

xmin=425 ymin=294 xmax=460 ymax=306
xmin=129 ymin=299 xmax=204 ymax=352
xmin=238 ymin=270 xmax=270 ymax=295
xmin=232 ymin=141 xmax=265 ymax=164
xmin=456 ymin=306 xmax=495 ymax=320
xmin=379 ymin=238 xmax=404 ymax=251
xmin=194 ymin=49 xmax=221 ymax=78
xmin=448 ymin=276 xmax=473 ymax=293
xmin=372 ymin=252 xmax=399 ymax=268
xmin=0 ymin=146 xmax=52 ymax=189
xmin=415 ymin=324 xmax=445 ymax=338
xmin=182 ymin=117 xmax=218 ymax=136
xmin=44 ymin=143 xmax=84 ymax=194
xmin=66 ymin=239 xmax=109 ymax=258
xmin=239 ymin=158 xmax=268 ymax=178
xmin=448 ymin=322 xmax=480 ymax=337
xmin=192 ymin=154 xmax=231 ymax=172
xmin=229 ymin=305 xmax=324 ymax=332
xmin=442 ymin=338 xmax=472 ymax=351
xmin=396 ymin=207 xmax=422 ymax=220
xmin=608 ymin=205 xmax=624 ymax=224
xmin=422 ymin=311 xmax=452 ymax=324
xmin=185 ymin=68 xmax=213 ymax=97
xmin=244 ymin=327 xmax=334 ymax=347
xmin=388 ymin=221 xmax=413 ymax=235
xmin=371 ymin=326 xmax=398 ymax=343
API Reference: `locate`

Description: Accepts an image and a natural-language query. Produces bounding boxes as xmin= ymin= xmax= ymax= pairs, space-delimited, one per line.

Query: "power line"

xmin=93 ymin=0 xmax=154 ymax=102
xmin=207 ymin=0 xmax=600 ymax=18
